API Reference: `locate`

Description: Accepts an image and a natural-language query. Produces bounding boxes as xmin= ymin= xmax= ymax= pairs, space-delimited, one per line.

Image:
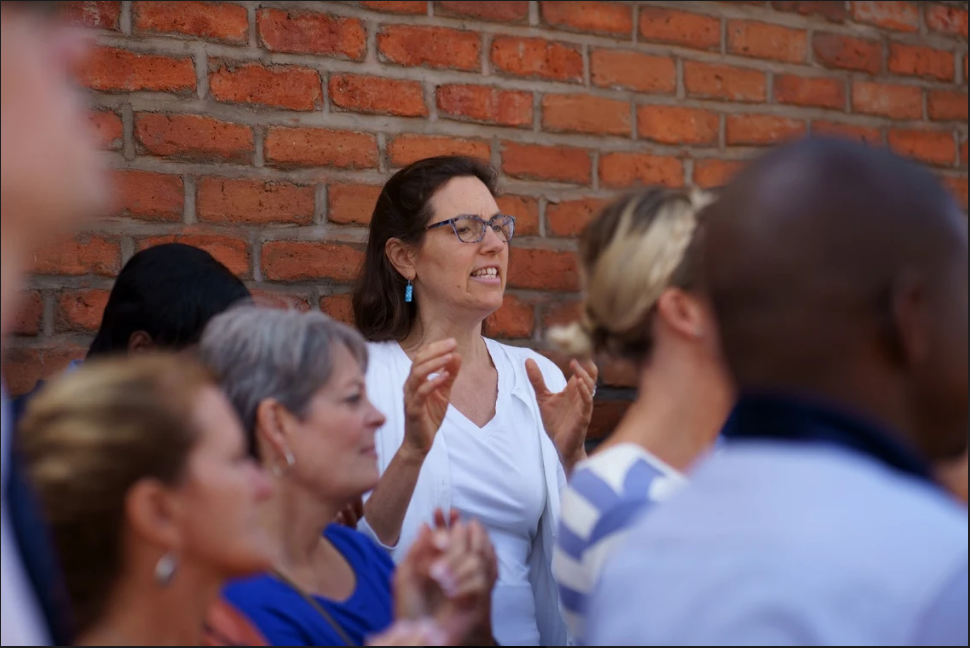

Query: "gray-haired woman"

xmin=199 ymin=306 xmax=498 ymax=647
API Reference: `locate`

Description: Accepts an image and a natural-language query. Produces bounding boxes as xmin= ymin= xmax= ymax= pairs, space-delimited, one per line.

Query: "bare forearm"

xmin=363 ymin=445 xmax=427 ymax=547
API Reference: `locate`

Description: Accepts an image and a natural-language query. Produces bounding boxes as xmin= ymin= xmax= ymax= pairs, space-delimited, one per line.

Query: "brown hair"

xmin=19 ymin=355 xmax=216 ymax=635
xmin=353 ymin=155 xmax=499 ymax=342
xmin=551 ymin=187 xmax=715 ymax=364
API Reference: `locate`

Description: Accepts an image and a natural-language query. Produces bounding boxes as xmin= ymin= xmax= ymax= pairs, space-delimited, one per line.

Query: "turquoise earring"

xmin=405 ymin=279 xmax=413 ymax=303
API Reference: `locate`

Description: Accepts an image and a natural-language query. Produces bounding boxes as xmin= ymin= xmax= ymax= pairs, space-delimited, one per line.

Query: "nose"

xmin=368 ymin=400 xmax=387 ymax=430
xmin=479 ymin=223 xmax=506 ymax=253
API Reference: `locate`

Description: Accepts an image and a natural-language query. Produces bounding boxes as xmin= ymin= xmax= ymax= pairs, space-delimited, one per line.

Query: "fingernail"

xmin=417 ymin=620 xmax=449 ymax=646
xmin=430 ymin=562 xmax=457 ymax=595
xmin=432 ymin=530 xmax=449 ymax=551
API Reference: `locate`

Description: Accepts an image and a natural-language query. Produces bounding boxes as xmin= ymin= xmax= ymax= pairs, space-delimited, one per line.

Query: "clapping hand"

xmin=526 ymin=357 xmax=598 ymax=472
xmin=401 ymin=340 xmax=462 ymax=460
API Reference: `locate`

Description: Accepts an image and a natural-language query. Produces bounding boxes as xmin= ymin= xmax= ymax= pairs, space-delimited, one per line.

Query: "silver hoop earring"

xmin=285 ymin=449 xmax=295 ymax=468
xmin=155 ymin=553 xmax=178 ymax=588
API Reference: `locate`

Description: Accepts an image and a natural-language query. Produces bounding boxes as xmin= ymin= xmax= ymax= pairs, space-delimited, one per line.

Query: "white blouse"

xmin=359 ymin=339 xmax=571 ymax=646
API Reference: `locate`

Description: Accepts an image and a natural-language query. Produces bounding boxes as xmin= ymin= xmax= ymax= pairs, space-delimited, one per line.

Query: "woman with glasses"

xmin=353 ymin=156 xmax=597 ymax=646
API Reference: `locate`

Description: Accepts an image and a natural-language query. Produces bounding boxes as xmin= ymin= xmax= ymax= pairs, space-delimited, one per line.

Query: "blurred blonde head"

xmin=551 ymin=187 xmax=715 ymax=363
xmin=20 ymin=355 xmax=273 ymax=637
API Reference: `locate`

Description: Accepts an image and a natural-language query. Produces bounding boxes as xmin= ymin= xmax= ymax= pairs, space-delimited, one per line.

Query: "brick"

xmin=813 ymin=33 xmax=882 ymax=75
xmin=89 ymin=110 xmax=122 ymax=151
xmin=262 ymin=242 xmax=364 ymax=283
xmin=258 ymin=8 xmax=366 ymax=59
xmin=926 ymin=4 xmax=968 ymax=38
xmin=436 ymin=85 xmax=533 ymax=127
xmin=210 ymin=62 xmax=322 ymax=111
xmin=490 ymin=36 xmax=583 ymax=83
xmin=540 ymin=1 xmax=633 ymax=37
xmin=112 ymin=170 xmax=183 ymax=222
xmin=359 ymin=1 xmax=427 ymax=14
xmin=774 ymin=75 xmax=846 ymax=110
xmin=320 ymin=293 xmax=355 ymax=325
xmin=496 ymin=195 xmax=540 ymax=236
xmin=547 ymin=198 xmax=612 ymax=237
xmin=388 ymin=135 xmax=490 ymax=168
xmin=590 ymin=49 xmax=676 ymax=93
xmin=379 ymin=25 xmax=481 ymax=71
xmin=328 ymin=184 xmax=383 ymax=226
xmin=727 ymin=114 xmax=807 ymax=146
xmin=265 ymin=127 xmax=379 ymax=169
xmin=928 ymin=90 xmax=969 ymax=121
xmin=251 ymin=289 xmax=312 ymax=312
xmin=12 ymin=292 xmax=44 ymax=337
xmin=944 ymin=176 xmax=968 ymax=210
xmin=55 ymin=289 xmax=110 ymax=332
xmin=197 ymin=178 xmax=314 ymax=225
xmin=694 ymin=159 xmax=747 ymax=189
xmin=502 ymin=143 xmax=592 ymax=184
xmin=31 ymin=236 xmax=121 ymax=277
xmin=543 ymin=299 xmax=583 ymax=331
xmin=602 ymin=356 xmax=640 ymax=388
xmin=135 ymin=114 xmax=254 ymax=163
xmin=62 ymin=1 xmax=120 ymax=30
xmin=507 ymin=248 xmax=579 ymax=291
xmin=486 ymin=295 xmax=535 ymax=339
xmin=728 ymin=20 xmax=807 ymax=63
xmin=436 ymin=1 xmax=529 ymax=23
xmin=542 ymin=95 xmax=632 ymax=137
xmin=684 ymin=61 xmax=766 ymax=103
xmin=771 ymin=1 xmax=848 ymax=22
xmin=77 ymin=46 xmax=195 ymax=94
xmin=851 ymin=81 xmax=922 ymax=119
xmin=330 ymin=74 xmax=427 ymax=117
xmin=600 ymin=153 xmax=684 ymax=188
xmin=888 ymin=44 xmax=955 ymax=81
xmin=588 ymin=399 xmax=632 ymax=441
xmin=962 ymin=140 xmax=968 ymax=166
xmin=134 ymin=1 xmax=249 ymax=43
xmin=3 ymin=345 xmax=87 ymax=398
xmin=637 ymin=105 xmax=719 ymax=146
xmin=812 ymin=120 xmax=883 ymax=145
xmin=137 ymin=232 xmax=250 ymax=278
xmin=851 ymin=1 xmax=919 ymax=32
xmin=639 ymin=7 xmax=721 ymax=51
xmin=888 ymin=129 xmax=956 ymax=166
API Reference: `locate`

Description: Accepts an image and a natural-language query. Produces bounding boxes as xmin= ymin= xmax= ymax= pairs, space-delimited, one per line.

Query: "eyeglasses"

xmin=425 ymin=214 xmax=516 ymax=244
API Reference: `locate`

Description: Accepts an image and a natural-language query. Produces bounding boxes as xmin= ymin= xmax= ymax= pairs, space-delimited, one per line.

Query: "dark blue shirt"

xmin=224 ymin=525 xmax=395 ymax=647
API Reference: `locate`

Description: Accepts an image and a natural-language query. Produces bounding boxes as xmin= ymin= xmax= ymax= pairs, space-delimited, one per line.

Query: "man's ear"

xmin=385 ymin=238 xmax=416 ymax=282
xmin=887 ymin=270 xmax=931 ymax=369
xmin=128 ymin=331 xmax=154 ymax=355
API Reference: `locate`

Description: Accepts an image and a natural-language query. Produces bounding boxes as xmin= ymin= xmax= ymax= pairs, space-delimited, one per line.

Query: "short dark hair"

xmin=353 ymin=156 xmax=499 ymax=342
xmin=88 ymin=243 xmax=252 ymax=357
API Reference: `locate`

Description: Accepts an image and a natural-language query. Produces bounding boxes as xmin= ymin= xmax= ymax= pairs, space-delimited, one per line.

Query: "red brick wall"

xmin=6 ymin=1 xmax=968 ymax=438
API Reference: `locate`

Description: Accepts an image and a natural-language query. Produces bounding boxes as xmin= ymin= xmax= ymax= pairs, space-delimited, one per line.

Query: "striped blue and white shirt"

xmin=552 ymin=444 xmax=686 ymax=645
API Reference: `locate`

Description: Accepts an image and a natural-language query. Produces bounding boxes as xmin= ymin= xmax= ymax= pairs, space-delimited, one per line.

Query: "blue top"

xmin=224 ymin=525 xmax=396 ymax=647
xmin=589 ymin=397 xmax=969 ymax=646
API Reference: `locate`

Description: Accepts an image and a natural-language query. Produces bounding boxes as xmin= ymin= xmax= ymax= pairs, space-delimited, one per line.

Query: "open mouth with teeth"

xmin=471 ymin=267 xmax=500 ymax=278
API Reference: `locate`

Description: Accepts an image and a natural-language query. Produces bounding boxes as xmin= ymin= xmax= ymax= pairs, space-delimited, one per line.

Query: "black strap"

xmin=272 ymin=569 xmax=357 ymax=647
xmin=722 ymin=394 xmax=934 ymax=485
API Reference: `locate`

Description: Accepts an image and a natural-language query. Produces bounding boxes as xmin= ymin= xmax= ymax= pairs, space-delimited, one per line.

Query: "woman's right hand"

xmin=402 ymin=339 xmax=462 ymax=459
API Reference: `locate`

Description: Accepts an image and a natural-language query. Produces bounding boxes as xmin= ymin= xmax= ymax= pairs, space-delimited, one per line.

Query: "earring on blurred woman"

xmin=405 ymin=279 xmax=414 ymax=304
xmin=155 ymin=553 xmax=178 ymax=588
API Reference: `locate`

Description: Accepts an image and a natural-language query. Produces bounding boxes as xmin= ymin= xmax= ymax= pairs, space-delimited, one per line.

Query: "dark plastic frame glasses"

xmin=425 ymin=214 xmax=516 ymax=244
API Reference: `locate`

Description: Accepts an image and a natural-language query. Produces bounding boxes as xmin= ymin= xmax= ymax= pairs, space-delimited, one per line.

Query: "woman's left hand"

xmin=526 ymin=357 xmax=598 ymax=473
